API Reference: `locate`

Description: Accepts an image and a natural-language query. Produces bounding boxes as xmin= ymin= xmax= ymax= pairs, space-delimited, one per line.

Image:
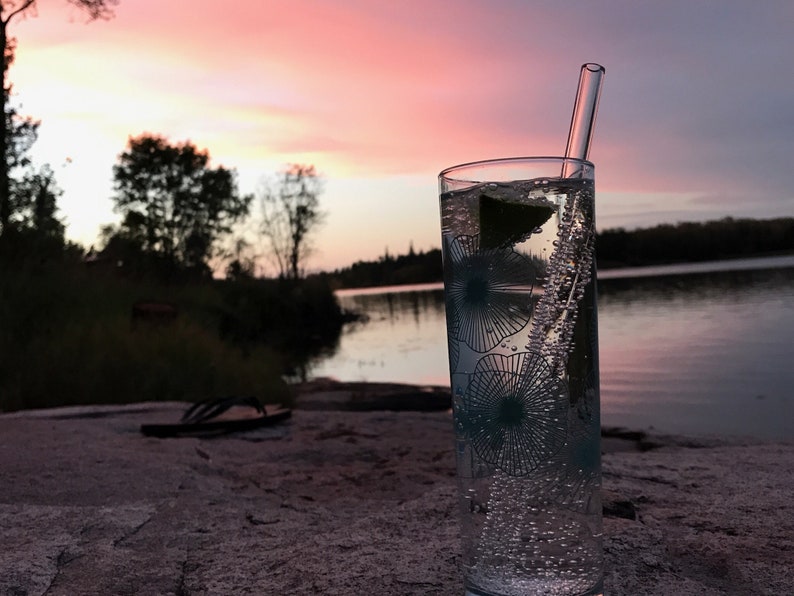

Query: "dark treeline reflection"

xmin=597 ymin=264 xmax=794 ymax=304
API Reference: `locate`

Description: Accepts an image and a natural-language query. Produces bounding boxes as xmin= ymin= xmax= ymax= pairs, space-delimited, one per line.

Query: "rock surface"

xmin=1 ymin=393 xmax=792 ymax=595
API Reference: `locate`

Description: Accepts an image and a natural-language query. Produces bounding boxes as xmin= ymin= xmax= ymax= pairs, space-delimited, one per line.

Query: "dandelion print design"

xmin=446 ymin=235 xmax=535 ymax=353
xmin=466 ymin=352 xmax=568 ymax=476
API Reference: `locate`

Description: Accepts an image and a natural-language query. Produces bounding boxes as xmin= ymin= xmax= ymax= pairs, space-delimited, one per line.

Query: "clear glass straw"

xmin=563 ymin=63 xmax=605 ymax=177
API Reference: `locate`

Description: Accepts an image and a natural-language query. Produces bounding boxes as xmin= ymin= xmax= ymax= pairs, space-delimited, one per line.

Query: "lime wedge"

xmin=479 ymin=193 xmax=555 ymax=249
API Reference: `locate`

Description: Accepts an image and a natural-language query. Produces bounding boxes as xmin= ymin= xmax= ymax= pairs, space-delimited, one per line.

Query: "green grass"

xmin=0 ymin=260 xmax=342 ymax=412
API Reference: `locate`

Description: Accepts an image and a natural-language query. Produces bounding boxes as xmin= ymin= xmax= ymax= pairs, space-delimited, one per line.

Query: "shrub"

xmin=0 ymin=262 xmax=299 ymax=412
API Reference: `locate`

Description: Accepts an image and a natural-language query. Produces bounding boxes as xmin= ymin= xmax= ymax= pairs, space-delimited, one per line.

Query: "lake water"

xmin=309 ymin=255 xmax=794 ymax=440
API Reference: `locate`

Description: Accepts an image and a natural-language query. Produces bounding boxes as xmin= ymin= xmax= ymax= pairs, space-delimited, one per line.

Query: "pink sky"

xmin=8 ymin=0 xmax=794 ymax=272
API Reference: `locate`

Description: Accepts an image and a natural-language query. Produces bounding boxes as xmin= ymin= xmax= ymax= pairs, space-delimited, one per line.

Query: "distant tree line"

xmin=597 ymin=217 xmax=794 ymax=268
xmin=317 ymin=217 xmax=794 ymax=289
xmin=315 ymin=244 xmax=443 ymax=289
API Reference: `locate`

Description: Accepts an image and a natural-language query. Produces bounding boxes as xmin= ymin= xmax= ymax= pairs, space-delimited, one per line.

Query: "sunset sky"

xmin=8 ymin=0 xmax=794 ymax=273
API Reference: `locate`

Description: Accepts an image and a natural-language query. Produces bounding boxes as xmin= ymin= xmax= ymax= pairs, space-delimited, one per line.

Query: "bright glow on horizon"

xmin=5 ymin=0 xmax=793 ymax=271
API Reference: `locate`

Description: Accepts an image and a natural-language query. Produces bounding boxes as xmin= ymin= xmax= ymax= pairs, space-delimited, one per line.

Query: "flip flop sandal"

xmin=140 ymin=396 xmax=291 ymax=438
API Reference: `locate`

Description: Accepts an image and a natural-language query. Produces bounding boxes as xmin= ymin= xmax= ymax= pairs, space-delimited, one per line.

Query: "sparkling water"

xmin=441 ymin=177 xmax=603 ymax=596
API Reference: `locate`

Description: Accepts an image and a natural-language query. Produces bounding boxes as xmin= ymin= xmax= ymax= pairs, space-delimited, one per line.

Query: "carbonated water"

xmin=441 ymin=177 xmax=603 ymax=596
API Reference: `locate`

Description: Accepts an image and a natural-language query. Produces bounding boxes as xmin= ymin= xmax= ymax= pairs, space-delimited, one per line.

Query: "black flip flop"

xmin=140 ymin=396 xmax=291 ymax=438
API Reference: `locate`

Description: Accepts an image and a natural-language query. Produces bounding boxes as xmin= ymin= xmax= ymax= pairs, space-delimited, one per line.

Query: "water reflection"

xmin=598 ymin=267 xmax=794 ymax=440
xmin=310 ymin=265 xmax=794 ymax=440
xmin=310 ymin=284 xmax=450 ymax=385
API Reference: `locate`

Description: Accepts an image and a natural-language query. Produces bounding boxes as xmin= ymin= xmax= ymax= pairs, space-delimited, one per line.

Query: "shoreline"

xmin=4 ymin=378 xmax=784 ymax=450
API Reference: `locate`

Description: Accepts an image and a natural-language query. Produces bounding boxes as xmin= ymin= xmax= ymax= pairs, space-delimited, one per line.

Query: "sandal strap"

xmin=181 ymin=396 xmax=264 ymax=424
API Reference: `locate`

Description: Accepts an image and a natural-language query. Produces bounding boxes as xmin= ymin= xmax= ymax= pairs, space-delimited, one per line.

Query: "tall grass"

xmin=0 ymin=260 xmax=341 ymax=412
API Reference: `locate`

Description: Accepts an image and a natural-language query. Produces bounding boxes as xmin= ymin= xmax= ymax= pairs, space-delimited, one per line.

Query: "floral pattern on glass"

xmin=445 ymin=234 xmax=535 ymax=353
xmin=465 ymin=351 xmax=568 ymax=476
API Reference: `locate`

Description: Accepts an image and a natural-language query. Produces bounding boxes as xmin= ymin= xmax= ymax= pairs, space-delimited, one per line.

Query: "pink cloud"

xmin=42 ymin=0 xmax=568 ymax=175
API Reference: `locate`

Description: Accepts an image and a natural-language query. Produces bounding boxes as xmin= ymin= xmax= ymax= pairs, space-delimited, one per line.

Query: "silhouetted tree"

xmin=10 ymin=163 xmax=63 ymax=238
xmin=0 ymin=43 xmax=65 ymax=256
xmin=224 ymin=237 xmax=256 ymax=281
xmin=0 ymin=0 xmax=118 ymax=238
xmin=5 ymin=94 xmax=36 ymax=175
xmin=107 ymin=134 xmax=251 ymax=273
xmin=259 ymin=164 xmax=324 ymax=280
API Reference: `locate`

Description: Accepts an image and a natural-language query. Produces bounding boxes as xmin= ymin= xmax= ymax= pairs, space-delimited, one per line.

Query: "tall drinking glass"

xmin=439 ymin=157 xmax=602 ymax=596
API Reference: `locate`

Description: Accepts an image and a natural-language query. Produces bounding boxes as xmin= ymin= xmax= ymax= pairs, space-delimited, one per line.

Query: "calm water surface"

xmin=310 ymin=256 xmax=794 ymax=440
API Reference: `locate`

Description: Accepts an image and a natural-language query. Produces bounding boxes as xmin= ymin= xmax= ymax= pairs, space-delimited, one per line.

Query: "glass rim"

xmin=439 ymin=156 xmax=594 ymax=182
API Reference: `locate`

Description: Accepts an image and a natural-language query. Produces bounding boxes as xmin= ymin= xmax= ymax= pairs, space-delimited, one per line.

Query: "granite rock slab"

xmin=1 ymin=400 xmax=792 ymax=595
